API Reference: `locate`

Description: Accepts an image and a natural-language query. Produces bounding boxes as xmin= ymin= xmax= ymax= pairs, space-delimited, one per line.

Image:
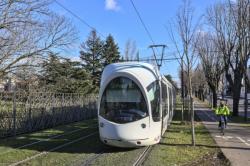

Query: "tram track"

xmin=79 ymin=146 xmax=112 ymax=166
xmin=133 ymin=146 xmax=153 ymax=166
xmin=77 ymin=145 xmax=154 ymax=166
xmin=72 ymin=144 xmax=152 ymax=166
xmin=1 ymin=120 xmax=156 ymax=166
xmin=0 ymin=124 xmax=97 ymax=156
xmin=8 ymin=139 xmax=154 ymax=166
xmin=9 ymin=131 xmax=98 ymax=166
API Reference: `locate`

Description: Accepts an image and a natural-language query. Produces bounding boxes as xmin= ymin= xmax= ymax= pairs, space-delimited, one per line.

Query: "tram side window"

xmin=147 ymin=81 xmax=160 ymax=122
xmin=173 ymin=88 xmax=176 ymax=110
xmin=161 ymin=83 xmax=168 ymax=118
xmin=168 ymin=88 xmax=172 ymax=112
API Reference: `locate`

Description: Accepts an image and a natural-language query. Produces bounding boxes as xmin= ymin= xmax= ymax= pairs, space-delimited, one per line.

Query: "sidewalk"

xmin=195 ymin=101 xmax=250 ymax=166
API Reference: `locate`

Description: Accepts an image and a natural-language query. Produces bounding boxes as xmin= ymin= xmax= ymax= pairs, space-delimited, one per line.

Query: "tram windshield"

xmin=99 ymin=77 xmax=148 ymax=124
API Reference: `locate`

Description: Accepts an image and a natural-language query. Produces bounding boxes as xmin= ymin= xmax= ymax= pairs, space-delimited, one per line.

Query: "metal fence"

xmin=0 ymin=91 xmax=98 ymax=138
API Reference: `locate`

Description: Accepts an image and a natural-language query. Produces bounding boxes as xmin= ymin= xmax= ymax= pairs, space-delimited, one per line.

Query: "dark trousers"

xmin=218 ymin=115 xmax=228 ymax=127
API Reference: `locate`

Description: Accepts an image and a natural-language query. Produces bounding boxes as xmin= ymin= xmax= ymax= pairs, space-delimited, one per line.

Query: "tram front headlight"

xmin=141 ymin=123 xmax=146 ymax=128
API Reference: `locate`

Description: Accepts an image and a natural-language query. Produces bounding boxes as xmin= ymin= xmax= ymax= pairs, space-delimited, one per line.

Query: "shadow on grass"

xmin=0 ymin=108 xmax=192 ymax=156
xmin=230 ymin=116 xmax=250 ymax=124
xmin=3 ymin=104 xmax=248 ymax=157
xmin=163 ymin=129 xmax=210 ymax=135
xmin=0 ymin=118 xmax=139 ymax=156
xmin=0 ymin=120 xmax=98 ymax=154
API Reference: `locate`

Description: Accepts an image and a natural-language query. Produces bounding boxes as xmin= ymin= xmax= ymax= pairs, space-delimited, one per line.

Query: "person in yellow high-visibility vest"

xmin=215 ymin=101 xmax=231 ymax=128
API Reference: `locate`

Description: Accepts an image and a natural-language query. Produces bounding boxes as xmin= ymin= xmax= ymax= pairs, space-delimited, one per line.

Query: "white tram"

xmin=98 ymin=62 xmax=176 ymax=147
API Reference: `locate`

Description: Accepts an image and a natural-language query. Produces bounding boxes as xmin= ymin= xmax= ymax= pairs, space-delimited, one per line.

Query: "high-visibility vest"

xmin=223 ymin=106 xmax=230 ymax=115
xmin=215 ymin=106 xmax=230 ymax=115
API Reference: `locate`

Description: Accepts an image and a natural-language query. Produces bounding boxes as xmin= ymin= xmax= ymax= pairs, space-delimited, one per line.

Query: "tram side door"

xmin=161 ymin=82 xmax=169 ymax=136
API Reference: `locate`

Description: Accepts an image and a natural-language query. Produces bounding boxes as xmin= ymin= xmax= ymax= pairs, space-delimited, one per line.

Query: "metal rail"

xmin=133 ymin=146 xmax=153 ymax=166
xmin=0 ymin=124 xmax=98 ymax=156
xmin=80 ymin=148 xmax=108 ymax=166
xmin=9 ymin=131 xmax=98 ymax=166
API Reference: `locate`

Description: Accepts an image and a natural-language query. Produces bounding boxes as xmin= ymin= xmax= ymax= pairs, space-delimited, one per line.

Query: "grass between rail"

xmin=144 ymin=109 xmax=230 ymax=166
xmin=0 ymin=97 xmax=233 ymax=166
xmin=0 ymin=118 xmax=149 ymax=166
xmin=0 ymin=119 xmax=99 ymax=166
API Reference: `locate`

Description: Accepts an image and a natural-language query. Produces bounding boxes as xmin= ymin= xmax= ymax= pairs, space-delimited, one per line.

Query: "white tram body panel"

xmin=98 ymin=62 xmax=175 ymax=148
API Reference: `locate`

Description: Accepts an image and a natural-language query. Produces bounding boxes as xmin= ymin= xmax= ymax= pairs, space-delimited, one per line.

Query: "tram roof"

xmin=101 ymin=62 xmax=163 ymax=88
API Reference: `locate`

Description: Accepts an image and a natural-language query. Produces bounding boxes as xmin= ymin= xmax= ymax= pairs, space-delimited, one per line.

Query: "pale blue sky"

xmin=50 ymin=0 xmax=219 ymax=84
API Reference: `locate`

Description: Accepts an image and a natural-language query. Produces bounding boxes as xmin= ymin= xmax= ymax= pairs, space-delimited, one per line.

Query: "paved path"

xmin=195 ymin=102 xmax=250 ymax=166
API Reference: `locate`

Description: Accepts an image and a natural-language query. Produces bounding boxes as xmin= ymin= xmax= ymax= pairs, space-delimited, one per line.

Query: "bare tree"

xmin=234 ymin=0 xmax=250 ymax=120
xmin=168 ymin=0 xmax=201 ymax=146
xmin=123 ymin=40 xmax=137 ymax=61
xmin=192 ymin=65 xmax=207 ymax=101
xmin=178 ymin=67 xmax=188 ymax=97
xmin=207 ymin=0 xmax=250 ymax=116
xmin=196 ymin=33 xmax=224 ymax=107
xmin=0 ymin=0 xmax=77 ymax=79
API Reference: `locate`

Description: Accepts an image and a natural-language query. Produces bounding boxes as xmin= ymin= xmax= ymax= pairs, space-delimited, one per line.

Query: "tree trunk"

xmin=187 ymin=69 xmax=195 ymax=146
xmin=202 ymin=90 xmax=205 ymax=101
xmin=244 ymin=61 xmax=248 ymax=121
xmin=212 ymin=88 xmax=217 ymax=108
xmin=244 ymin=82 xmax=248 ymax=121
xmin=232 ymin=81 xmax=241 ymax=116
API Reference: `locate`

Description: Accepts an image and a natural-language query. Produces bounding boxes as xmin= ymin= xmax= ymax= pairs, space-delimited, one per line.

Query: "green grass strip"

xmin=0 ymin=119 xmax=97 ymax=165
xmin=144 ymin=108 xmax=229 ymax=166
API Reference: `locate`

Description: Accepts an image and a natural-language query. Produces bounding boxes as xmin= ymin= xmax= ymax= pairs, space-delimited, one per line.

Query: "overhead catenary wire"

xmin=54 ymin=0 xmax=127 ymax=54
xmin=129 ymin=0 xmax=160 ymax=56
xmin=122 ymin=57 xmax=181 ymax=62
xmin=54 ymin=0 xmax=105 ymax=38
xmin=129 ymin=0 xmax=156 ymax=45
